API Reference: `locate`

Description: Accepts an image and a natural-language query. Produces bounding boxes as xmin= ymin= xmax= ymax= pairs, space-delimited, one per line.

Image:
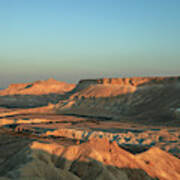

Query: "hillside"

xmin=0 ymin=128 xmax=179 ymax=180
xmin=56 ymin=76 xmax=180 ymax=123
xmin=0 ymin=79 xmax=75 ymax=108
xmin=0 ymin=76 xmax=180 ymax=179
xmin=0 ymin=78 xmax=75 ymax=95
xmin=0 ymin=76 xmax=180 ymax=123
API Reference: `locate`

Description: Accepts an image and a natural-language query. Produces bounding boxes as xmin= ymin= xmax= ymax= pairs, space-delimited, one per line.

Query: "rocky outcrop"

xmin=79 ymin=76 xmax=180 ymax=87
xmin=42 ymin=126 xmax=180 ymax=157
xmin=0 ymin=130 xmax=179 ymax=180
xmin=68 ymin=76 xmax=180 ymax=99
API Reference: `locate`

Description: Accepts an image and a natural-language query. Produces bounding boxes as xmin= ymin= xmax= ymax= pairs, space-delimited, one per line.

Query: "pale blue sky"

xmin=0 ymin=0 xmax=180 ymax=87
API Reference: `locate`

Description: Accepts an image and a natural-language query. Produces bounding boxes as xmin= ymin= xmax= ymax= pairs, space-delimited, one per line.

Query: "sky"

xmin=0 ymin=0 xmax=180 ymax=88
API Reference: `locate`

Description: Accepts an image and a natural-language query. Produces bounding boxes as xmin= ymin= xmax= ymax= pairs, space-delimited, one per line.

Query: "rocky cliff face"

xmin=79 ymin=76 xmax=180 ymax=87
xmin=57 ymin=76 xmax=180 ymax=122
xmin=69 ymin=76 xmax=180 ymax=98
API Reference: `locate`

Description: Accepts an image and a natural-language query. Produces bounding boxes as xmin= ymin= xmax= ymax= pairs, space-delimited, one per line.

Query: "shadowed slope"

xmin=56 ymin=77 xmax=180 ymax=123
xmin=0 ymin=76 xmax=180 ymax=124
xmin=0 ymin=130 xmax=179 ymax=180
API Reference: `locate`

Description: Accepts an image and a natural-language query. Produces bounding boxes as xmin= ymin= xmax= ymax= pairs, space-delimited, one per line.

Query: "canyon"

xmin=0 ymin=76 xmax=180 ymax=180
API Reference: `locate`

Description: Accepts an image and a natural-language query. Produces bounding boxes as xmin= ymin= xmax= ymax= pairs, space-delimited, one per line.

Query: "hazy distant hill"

xmin=0 ymin=78 xmax=75 ymax=108
xmin=0 ymin=78 xmax=75 ymax=96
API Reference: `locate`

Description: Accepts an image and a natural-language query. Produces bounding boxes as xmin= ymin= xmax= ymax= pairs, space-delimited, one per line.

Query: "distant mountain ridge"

xmin=0 ymin=78 xmax=75 ymax=95
xmin=0 ymin=76 xmax=180 ymax=123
